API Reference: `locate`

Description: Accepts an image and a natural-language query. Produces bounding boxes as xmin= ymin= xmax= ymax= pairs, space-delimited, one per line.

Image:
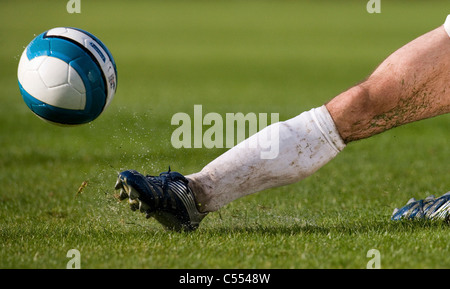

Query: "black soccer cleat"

xmin=115 ymin=168 xmax=208 ymax=231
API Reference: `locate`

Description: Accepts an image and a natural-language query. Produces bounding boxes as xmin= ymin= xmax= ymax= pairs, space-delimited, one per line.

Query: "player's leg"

xmin=115 ymin=103 xmax=344 ymax=230
xmin=326 ymin=22 xmax=450 ymax=143
xmin=115 ymin=16 xmax=450 ymax=230
xmin=189 ymin=18 xmax=450 ymax=213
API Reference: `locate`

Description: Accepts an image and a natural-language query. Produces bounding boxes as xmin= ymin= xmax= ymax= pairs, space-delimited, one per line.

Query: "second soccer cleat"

xmin=391 ymin=192 xmax=450 ymax=221
xmin=115 ymin=168 xmax=208 ymax=231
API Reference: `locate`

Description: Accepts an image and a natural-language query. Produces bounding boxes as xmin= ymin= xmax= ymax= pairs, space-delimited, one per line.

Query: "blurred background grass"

xmin=0 ymin=0 xmax=449 ymax=268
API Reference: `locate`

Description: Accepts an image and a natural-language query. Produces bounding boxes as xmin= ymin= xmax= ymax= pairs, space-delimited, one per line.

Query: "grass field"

xmin=0 ymin=1 xmax=449 ymax=269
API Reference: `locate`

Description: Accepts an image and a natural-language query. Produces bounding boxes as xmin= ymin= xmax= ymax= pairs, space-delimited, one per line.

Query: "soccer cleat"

xmin=114 ymin=168 xmax=208 ymax=231
xmin=391 ymin=192 xmax=450 ymax=221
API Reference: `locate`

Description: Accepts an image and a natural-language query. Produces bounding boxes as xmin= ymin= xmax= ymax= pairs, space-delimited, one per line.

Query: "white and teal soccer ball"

xmin=17 ymin=27 xmax=117 ymax=125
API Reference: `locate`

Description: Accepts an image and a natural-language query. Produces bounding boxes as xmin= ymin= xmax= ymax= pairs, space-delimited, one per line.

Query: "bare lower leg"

xmin=326 ymin=26 xmax=450 ymax=143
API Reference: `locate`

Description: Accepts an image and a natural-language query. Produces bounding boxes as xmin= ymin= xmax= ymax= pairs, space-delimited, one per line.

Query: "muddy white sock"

xmin=188 ymin=105 xmax=345 ymax=212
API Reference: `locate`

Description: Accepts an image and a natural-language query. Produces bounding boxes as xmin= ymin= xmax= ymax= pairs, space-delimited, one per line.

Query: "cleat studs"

xmin=128 ymin=187 xmax=140 ymax=200
xmin=118 ymin=189 xmax=129 ymax=201
xmin=114 ymin=178 xmax=124 ymax=190
xmin=129 ymin=199 xmax=139 ymax=211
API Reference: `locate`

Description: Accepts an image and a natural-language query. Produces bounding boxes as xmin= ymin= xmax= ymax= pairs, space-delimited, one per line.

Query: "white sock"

xmin=187 ymin=105 xmax=346 ymax=212
xmin=444 ymin=14 xmax=450 ymax=38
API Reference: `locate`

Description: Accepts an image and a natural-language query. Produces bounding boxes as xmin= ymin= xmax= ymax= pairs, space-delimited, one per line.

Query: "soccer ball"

xmin=17 ymin=27 xmax=117 ymax=125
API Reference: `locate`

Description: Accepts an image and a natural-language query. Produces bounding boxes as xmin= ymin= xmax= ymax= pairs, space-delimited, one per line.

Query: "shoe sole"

xmin=115 ymin=174 xmax=151 ymax=214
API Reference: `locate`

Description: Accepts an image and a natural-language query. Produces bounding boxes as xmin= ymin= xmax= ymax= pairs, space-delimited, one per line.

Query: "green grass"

xmin=0 ymin=0 xmax=449 ymax=269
